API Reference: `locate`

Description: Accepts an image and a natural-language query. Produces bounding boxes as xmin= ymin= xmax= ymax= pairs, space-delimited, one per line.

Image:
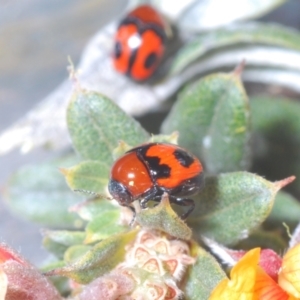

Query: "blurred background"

xmin=0 ymin=0 xmax=127 ymax=264
xmin=0 ymin=0 xmax=299 ymax=265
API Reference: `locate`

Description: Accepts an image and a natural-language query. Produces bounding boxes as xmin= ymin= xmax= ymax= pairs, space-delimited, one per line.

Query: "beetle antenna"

xmin=70 ymin=190 xmax=113 ymax=212
xmin=73 ymin=189 xmax=112 ymax=201
xmin=74 ymin=189 xmax=98 ymax=196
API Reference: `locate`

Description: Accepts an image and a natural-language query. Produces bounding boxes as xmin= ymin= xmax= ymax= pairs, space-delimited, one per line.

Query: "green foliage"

xmin=184 ymin=242 xmax=226 ymax=299
xmin=4 ymin=72 xmax=299 ymax=298
xmin=266 ymin=191 xmax=300 ymax=227
xmin=85 ymin=210 xmax=127 ymax=243
xmin=46 ymin=229 xmax=138 ymax=284
xmin=37 ymin=79 xmax=297 ymax=297
xmin=136 ymin=193 xmax=192 ymax=240
xmin=3 ymin=155 xmax=83 ymax=228
xmin=67 ymin=89 xmax=149 ymax=163
xmin=188 ymin=172 xmax=280 ymax=245
xmin=162 ymin=71 xmax=251 ymax=174
xmin=62 ymin=161 xmax=110 ymax=194
xmin=4 ymin=6 xmax=300 ymax=297
xmin=251 ymin=96 xmax=300 ymax=195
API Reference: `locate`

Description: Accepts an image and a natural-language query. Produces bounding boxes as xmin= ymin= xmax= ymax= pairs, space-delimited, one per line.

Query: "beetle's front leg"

xmin=139 ymin=187 xmax=162 ymax=209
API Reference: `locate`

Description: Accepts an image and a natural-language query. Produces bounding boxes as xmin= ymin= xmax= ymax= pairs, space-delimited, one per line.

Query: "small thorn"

xmin=233 ymin=59 xmax=246 ymax=77
xmin=59 ymin=167 xmax=68 ymax=175
xmin=69 ymin=192 xmax=112 ymax=212
xmin=67 ymin=56 xmax=81 ymax=89
xmin=170 ymin=131 xmax=179 ymax=144
xmin=274 ymin=175 xmax=296 ymax=190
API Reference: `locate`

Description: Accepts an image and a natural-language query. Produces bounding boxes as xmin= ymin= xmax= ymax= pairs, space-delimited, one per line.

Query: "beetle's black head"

xmin=108 ymin=179 xmax=133 ymax=206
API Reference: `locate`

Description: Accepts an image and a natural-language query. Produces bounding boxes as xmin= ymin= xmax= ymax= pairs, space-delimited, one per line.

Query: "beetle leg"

xmin=148 ymin=194 xmax=166 ymax=207
xmin=139 ymin=187 xmax=162 ymax=209
xmin=127 ymin=205 xmax=136 ymax=226
xmin=168 ymin=196 xmax=195 ymax=219
xmin=140 ymin=193 xmax=155 ymax=209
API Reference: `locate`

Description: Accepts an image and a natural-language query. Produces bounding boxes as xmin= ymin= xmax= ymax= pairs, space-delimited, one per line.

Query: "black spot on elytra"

xmin=114 ymin=41 xmax=122 ymax=59
xmin=145 ymin=156 xmax=171 ymax=179
xmin=173 ymin=149 xmax=194 ymax=168
xmin=137 ymin=144 xmax=171 ymax=180
xmin=144 ymin=52 xmax=158 ymax=69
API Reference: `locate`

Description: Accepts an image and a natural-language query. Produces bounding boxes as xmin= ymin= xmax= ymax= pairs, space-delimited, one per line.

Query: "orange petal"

xmin=254 ymin=267 xmax=291 ymax=300
xmin=209 ymin=278 xmax=254 ymax=300
xmin=279 ymin=243 xmax=300 ymax=298
xmin=209 ymin=248 xmax=261 ymax=300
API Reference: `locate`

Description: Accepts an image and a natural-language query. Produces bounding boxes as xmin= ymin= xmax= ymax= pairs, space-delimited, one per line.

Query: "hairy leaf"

xmin=188 ymin=172 xmax=293 ymax=245
xmin=162 ymin=71 xmax=250 ymax=174
xmin=185 ymin=242 xmax=226 ymax=299
xmin=46 ymin=229 xmax=138 ymax=284
xmin=67 ymin=89 xmax=149 ymax=163
xmin=62 ymin=160 xmax=109 ymax=194
xmin=3 ymin=155 xmax=83 ymax=228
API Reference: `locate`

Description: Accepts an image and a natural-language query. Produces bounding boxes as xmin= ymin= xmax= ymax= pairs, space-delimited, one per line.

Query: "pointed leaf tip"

xmin=136 ymin=193 xmax=192 ymax=240
xmin=44 ymin=229 xmax=138 ymax=283
xmin=233 ymin=59 xmax=246 ymax=78
xmin=189 ymin=172 xmax=283 ymax=245
xmin=59 ymin=168 xmax=68 ymax=176
xmin=274 ymin=176 xmax=296 ymax=191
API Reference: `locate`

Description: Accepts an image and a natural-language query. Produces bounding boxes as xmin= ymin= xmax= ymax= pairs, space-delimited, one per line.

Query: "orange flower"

xmin=279 ymin=244 xmax=300 ymax=298
xmin=254 ymin=267 xmax=295 ymax=300
xmin=209 ymin=248 xmax=297 ymax=300
xmin=209 ymin=248 xmax=259 ymax=300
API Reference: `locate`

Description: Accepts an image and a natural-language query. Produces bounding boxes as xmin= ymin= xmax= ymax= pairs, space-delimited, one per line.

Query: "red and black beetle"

xmin=108 ymin=143 xmax=204 ymax=219
xmin=112 ymin=5 xmax=168 ymax=81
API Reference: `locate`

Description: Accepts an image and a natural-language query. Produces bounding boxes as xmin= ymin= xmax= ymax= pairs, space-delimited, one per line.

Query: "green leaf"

xmin=136 ymin=193 xmax=192 ymax=240
xmin=147 ymin=132 xmax=179 ymax=144
xmin=161 ymin=71 xmax=250 ymax=174
xmin=251 ymin=96 xmax=300 ymax=195
xmin=49 ymin=277 xmax=70 ymax=297
xmin=188 ymin=172 xmax=292 ymax=245
xmin=43 ymin=236 xmax=70 ymax=260
xmin=85 ymin=210 xmax=127 ymax=243
xmin=42 ymin=230 xmax=85 ymax=259
xmin=265 ymin=191 xmax=300 ymax=227
xmin=41 ymin=260 xmax=66 ymax=272
xmin=64 ymin=245 xmax=92 ymax=264
xmin=75 ymin=198 xmax=118 ymax=222
xmin=67 ymin=88 xmax=149 ymax=163
xmin=171 ymin=22 xmax=300 ymax=74
xmin=46 ymin=229 xmax=138 ymax=284
xmin=43 ymin=230 xmax=86 ymax=247
xmin=62 ymin=160 xmax=109 ymax=194
xmin=185 ymin=242 xmax=226 ymax=300
xmin=3 ymin=155 xmax=83 ymax=228
xmin=41 ymin=260 xmax=69 ymax=296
